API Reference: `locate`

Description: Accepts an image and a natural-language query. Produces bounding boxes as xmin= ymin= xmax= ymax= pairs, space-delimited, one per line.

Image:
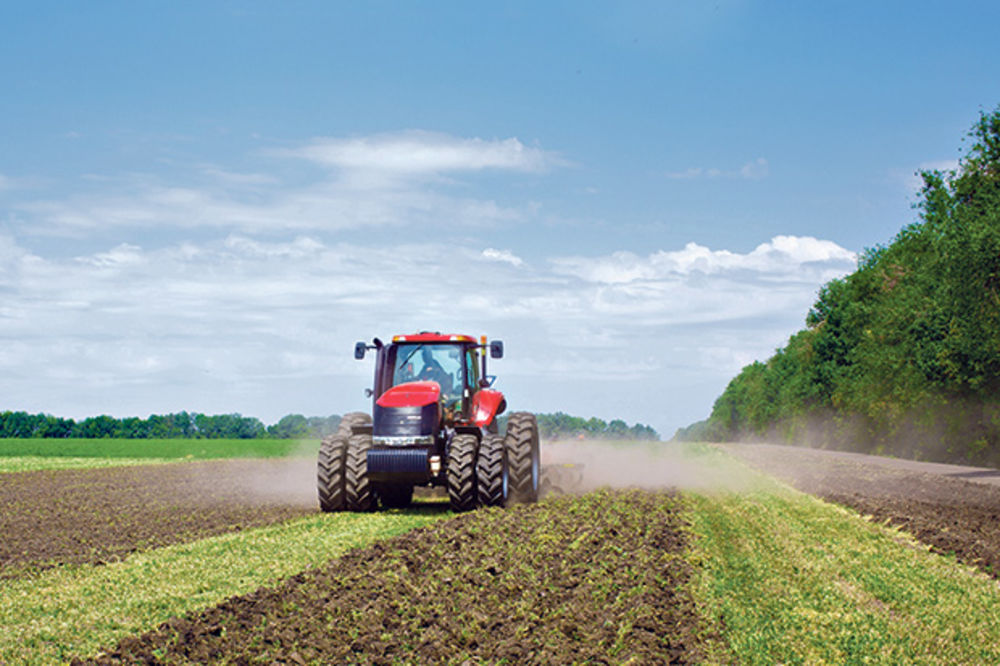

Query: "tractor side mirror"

xmin=354 ymin=342 xmax=367 ymax=360
xmin=489 ymin=340 xmax=504 ymax=359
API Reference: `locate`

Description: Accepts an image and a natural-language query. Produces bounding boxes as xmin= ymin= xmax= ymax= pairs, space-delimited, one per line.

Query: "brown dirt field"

xmin=724 ymin=443 xmax=1000 ymax=578
xmin=0 ymin=459 xmax=316 ymax=579
xmin=75 ymin=489 xmax=707 ymax=665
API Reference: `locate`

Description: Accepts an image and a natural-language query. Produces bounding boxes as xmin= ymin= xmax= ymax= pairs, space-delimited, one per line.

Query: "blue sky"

xmin=2 ymin=1 xmax=999 ymax=436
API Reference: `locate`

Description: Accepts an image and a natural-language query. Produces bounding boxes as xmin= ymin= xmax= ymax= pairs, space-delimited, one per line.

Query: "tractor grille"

xmin=367 ymin=448 xmax=431 ymax=481
xmin=373 ymin=403 xmax=438 ymax=438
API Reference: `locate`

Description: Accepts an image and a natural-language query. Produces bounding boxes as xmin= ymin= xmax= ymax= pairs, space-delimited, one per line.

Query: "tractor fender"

xmin=471 ymin=389 xmax=506 ymax=427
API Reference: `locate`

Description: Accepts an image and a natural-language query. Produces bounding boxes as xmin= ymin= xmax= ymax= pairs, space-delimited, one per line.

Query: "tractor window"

xmin=391 ymin=344 xmax=464 ymax=404
xmin=466 ymin=348 xmax=480 ymax=389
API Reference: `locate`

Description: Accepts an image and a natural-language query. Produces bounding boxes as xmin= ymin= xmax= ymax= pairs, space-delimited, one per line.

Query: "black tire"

xmin=337 ymin=411 xmax=371 ymax=438
xmin=477 ymin=433 xmax=508 ymax=508
xmin=447 ymin=433 xmax=478 ymax=512
xmin=377 ymin=484 xmax=414 ymax=509
xmin=344 ymin=432 xmax=375 ymax=511
xmin=317 ymin=435 xmax=348 ymax=512
xmin=505 ymin=412 xmax=540 ymax=504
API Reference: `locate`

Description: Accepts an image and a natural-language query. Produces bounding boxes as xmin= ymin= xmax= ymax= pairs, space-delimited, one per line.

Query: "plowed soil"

xmin=0 ymin=459 xmax=315 ymax=579
xmin=76 ymin=490 xmax=706 ymax=665
xmin=725 ymin=443 xmax=1000 ymax=578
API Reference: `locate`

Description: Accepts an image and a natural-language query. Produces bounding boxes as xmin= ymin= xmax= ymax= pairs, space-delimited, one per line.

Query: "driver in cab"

xmin=418 ymin=347 xmax=456 ymax=396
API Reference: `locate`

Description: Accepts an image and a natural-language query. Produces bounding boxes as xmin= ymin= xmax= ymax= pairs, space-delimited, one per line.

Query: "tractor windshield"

xmin=391 ymin=343 xmax=464 ymax=404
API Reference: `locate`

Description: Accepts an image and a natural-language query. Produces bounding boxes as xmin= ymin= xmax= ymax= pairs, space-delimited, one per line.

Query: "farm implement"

xmin=318 ymin=332 xmax=581 ymax=512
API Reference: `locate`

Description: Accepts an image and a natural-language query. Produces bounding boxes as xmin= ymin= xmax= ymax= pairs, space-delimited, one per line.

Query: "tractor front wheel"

xmin=317 ymin=435 xmax=347 ymax=512
xmin=344 ymin=432 xmax=375 ymax=511
xmin=447 ymin=434 xmax=478 ymax=512
xmin=505 ymin=412 xmax=540 ymax=503
xmin=337 ymin=411 xmax=371 ymax=438
xmin=477 ymin=433 xmax=508 ymax=507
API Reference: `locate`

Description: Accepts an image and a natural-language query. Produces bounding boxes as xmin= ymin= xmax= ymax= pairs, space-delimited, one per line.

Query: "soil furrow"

xmin=0 ymin=459 xmax=315 ymax=579
xmin=75 ymin=489 xmax=706 ymax=665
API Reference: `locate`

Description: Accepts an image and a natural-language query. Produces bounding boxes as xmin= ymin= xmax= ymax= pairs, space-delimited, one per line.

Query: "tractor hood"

xmin=377 ymin=381 xmax=441 ymax=408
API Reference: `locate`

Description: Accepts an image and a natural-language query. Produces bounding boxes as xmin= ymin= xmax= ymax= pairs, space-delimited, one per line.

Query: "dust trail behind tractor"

xmin=539 ymin=461 xmax=586 ymax=496
xmin=538 ymin=440 xmax=751 ymax=494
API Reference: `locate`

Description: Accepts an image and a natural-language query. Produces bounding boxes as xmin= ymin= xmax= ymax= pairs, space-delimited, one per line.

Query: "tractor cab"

xmin=387 ymin=340 xmax=474 ymax=419
xmin=357 ymin=332 xmax=506 ymax=434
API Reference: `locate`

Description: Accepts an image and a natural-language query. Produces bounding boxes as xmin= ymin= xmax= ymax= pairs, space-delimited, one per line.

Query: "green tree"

xmin=72 ymin=415 xmax=121 ymax=438
xmin=268 ymin=414 xmax=310 ymax=439
xmin=698 ymin=106 xmax=1000 ymax=464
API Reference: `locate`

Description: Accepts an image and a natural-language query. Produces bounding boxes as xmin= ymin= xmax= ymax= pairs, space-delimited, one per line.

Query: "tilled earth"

xmin=0 ymin=459 xmax=315 ymax=579
xmin=9 ymin=446 xmax=1000 ymax=663
xmin=724 ymin=443 xmax=1000 ymax=578
xmin=76 ymin=489 xmax=706 ymax=665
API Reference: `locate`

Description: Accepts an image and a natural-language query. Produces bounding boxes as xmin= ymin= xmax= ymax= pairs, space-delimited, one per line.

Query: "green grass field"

xmin=0 ymin=456 xmax=178 ymax=473
xmin=0 ymin=437 xmax=318 ymax=463
xmin=683 ymin=445 xmax=1000 ymax=664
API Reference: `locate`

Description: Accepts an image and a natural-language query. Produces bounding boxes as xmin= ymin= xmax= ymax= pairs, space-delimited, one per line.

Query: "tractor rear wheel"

xmin=505 ymin=412 xmax=540 ymax=503
xmin=344 ymin=432 xmax=375 ymax=511
xmin=337 ymin=411 xmax=371 ymax=438
xmin=317 ymin=435 xmax=348 ymax=512
xmin=447 ymin=433 xmax=478 ymax=511
xmin=477 ymin=433 xmax=508 ymax=507
xmin=377 ymin=484 xmax=414 ymax=509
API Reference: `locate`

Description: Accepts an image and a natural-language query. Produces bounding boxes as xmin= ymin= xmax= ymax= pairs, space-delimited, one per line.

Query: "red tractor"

xmin=317 ymin=332 xmax=540 ymax=512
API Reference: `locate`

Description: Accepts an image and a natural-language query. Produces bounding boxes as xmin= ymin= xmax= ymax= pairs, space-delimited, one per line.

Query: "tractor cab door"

xmin=463 ymin=345 xmax=481 ymax=402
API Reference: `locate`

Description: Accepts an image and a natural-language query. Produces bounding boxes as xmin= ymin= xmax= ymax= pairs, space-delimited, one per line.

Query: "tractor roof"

xmin=392 ymin=332 xmax=479 ymax=344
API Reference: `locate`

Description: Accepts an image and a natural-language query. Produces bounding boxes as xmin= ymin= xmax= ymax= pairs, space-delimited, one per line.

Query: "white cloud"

xmin=19 ymin=171 xmax=528 ymax=234
xmin=481 ymin=248 xmax=524 ymax=267
xmin=739 ymin=157 xmax=769 ymax=180
xmin=0 ymin=132 xmax=848 ymax=434
xmin=198 ymin=165 xmax=279 ymax=187
xmin=0 ymin=232 xmax=856 ymax=433
xmin=15 ymin=131 xmax=560 ymax=234
xmin=665 ymin=157 xmax=769 ymax=180
xmin=551 ymin=235 xmax=856 ymax=285
xmin=281 ymin=130 xmax=562 ymax=176
xmin=0 ymin=174 xmax=19 ymax=191
xmin=81 ymin=243 xmax=146 ymax=268
xmin=663 ymin=167 xmax=705 ymax=180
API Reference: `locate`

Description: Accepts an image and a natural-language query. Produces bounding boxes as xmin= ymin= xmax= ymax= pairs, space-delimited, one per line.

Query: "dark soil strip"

xmin=727 ymin=444 xmax=1000 ymax=578
xmin=76 ymin=489 xmax=706 ymax=665
xmin=0 ymin=459 xmax=315 ymax=579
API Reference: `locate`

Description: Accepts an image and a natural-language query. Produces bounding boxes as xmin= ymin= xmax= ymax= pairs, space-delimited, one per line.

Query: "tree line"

xmin=0 ymin=410 xmax=659 ymax=441
xmin=677 ymin=108 xmax=1000 ymax=465
xmin=526 ymin=412 xmax=659 ymax=441
xmin=0 ymin=411 xmax=344 ymax=440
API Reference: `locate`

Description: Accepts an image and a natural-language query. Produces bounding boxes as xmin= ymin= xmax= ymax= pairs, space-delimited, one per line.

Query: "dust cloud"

xmin=733 ymin=399 xmax=1000 ymax=470
xmin=235 ymin=457 xmax=319 ymax=507
xmin=540 ymin=439 xmax=753 ymax=494
xmin=176 ymin=439 xmax=754 ymax=512
xmin=178 ymin=444 xmax=320 ymax=509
